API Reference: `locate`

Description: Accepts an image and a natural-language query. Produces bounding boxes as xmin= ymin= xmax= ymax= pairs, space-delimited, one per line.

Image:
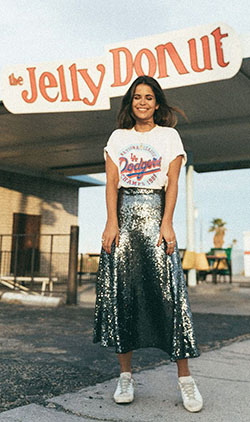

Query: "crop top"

xmin=104 ymin=125 xmax=187 ymax=190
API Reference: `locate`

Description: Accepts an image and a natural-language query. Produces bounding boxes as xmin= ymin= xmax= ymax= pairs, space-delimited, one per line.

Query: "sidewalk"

xmin=1 ymin=339 xmax=249 ymax=421
xmin=0 ymin=281 xmax=250 ymax=421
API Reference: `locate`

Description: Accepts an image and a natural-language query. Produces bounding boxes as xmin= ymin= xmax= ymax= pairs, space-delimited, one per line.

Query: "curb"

xmin=0 ymin=292 xmax=64 ymax=307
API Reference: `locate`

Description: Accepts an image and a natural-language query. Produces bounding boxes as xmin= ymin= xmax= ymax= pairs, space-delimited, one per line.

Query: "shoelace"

xmin=180 ymin=381 xmax=196 ymax=400
xmin=119 ymin=376 xmax=132 ymax=393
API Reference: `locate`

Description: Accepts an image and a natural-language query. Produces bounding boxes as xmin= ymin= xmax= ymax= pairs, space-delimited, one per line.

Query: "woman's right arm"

xmin=102 ymin=153 xmax=120 ymax=254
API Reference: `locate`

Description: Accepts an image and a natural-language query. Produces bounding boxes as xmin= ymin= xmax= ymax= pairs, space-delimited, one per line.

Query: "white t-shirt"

xmin=104 ymin=125 xmax=187 ymax=190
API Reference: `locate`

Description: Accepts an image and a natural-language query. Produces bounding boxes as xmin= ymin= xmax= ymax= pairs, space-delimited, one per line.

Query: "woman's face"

xmin=131 ymin=83 xmax=159 ymax=124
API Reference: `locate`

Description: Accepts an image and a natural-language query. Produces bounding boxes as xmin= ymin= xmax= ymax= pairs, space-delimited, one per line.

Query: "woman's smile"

xmin=132 ymin=83 xmax=159 ymax=124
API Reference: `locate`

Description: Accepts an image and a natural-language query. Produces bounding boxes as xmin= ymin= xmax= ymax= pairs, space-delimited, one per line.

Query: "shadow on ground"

xmin=0 ymin=301 xmax=250 ymax=412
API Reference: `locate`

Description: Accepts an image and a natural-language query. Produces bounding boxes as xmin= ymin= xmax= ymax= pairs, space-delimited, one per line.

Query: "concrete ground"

xmin=0 ymin=279 xmax=250 ymax=421
xmin=78 ymin=274 xmax=250 ymax=315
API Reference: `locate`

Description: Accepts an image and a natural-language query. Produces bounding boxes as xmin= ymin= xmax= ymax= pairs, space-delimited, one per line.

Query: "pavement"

xmin=0 ymin=279 xmax=250 ymax=421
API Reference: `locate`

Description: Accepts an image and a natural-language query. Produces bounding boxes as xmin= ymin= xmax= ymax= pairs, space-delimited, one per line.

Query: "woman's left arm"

xmin=157 ymin=155 xmax=183 ymax=255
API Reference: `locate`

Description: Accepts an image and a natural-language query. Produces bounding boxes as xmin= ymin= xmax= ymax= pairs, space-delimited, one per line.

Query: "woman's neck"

xmin=134 ymin=120 xmax=156 ymax=132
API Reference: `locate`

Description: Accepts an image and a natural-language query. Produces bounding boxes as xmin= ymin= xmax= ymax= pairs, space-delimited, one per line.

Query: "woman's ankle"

xmin=178 ymin=371 xmax=191 ymax=377
xmin=120 ymin=368 xmax=132 ymax=374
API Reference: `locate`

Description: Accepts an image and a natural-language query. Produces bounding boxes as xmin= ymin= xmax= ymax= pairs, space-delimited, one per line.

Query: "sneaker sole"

xmin=113 ymin=396 xmax=134 ymax=404
xmin=183 ymin=404 xmax=203 ymax=413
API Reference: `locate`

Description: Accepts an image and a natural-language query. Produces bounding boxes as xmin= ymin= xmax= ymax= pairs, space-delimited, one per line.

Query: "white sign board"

xmin=1 ymin=23 xmax=243 ymax=114
xmin=1 ymin=57 xmax=110 ymax=113
xmin=106 ymin=22 xmax=242 ymax=97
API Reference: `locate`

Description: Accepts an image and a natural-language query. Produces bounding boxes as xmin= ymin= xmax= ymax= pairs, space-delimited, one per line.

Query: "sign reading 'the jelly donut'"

xmin=1 ymin=23 xmax=243 ymax=114
xmin=2 ymin=57 xmax=110 ymax=113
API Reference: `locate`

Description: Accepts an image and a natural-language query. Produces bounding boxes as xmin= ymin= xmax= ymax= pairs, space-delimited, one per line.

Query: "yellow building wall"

xmin=0 ymin=170 xmax=78 ymax=237
xmin=0 ymin=170 xmax=79 ymax=279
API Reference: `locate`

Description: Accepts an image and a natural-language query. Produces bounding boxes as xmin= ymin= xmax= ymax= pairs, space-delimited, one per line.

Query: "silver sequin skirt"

xmin=93 ymin=187 xmax=200 ymax=361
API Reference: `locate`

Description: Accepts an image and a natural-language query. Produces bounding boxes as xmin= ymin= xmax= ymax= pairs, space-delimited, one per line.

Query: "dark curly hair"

xmin=117 ymin=76 xmax=185 ymax=129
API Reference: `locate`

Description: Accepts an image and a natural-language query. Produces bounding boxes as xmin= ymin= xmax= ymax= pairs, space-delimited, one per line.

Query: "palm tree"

xmin=209 ymin=218 xmax=227 ymax=248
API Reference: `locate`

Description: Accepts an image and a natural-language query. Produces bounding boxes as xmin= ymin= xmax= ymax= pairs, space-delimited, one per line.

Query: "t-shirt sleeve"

xmin=169 ymin=129 xmax=187 ymax=166
xmin=103 ymin=131 xmax=119 ymax=167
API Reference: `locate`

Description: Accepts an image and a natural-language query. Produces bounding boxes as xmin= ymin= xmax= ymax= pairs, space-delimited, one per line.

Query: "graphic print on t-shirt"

xmin=119 ymin=143 xmax=162 ymax=187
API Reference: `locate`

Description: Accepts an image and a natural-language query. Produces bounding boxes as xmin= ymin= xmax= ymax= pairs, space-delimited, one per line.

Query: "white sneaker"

xmin=113 ymin=372 xmax=135 ymax=404
xmin=178 ymin=376 xmax=203 ymax=412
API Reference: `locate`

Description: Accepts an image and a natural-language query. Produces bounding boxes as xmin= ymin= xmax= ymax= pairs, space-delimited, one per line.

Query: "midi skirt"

xmin=93 ymin=187 xmax=200 ymax=361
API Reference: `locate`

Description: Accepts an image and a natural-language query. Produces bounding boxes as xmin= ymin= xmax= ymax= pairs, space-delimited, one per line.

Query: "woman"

xmin=93 ymin=76 xmax=203 ymax=413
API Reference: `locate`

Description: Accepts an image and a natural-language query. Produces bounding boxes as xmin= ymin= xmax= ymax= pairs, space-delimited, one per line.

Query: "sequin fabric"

xmin=93 ymin=187 xmax=200 ymax=361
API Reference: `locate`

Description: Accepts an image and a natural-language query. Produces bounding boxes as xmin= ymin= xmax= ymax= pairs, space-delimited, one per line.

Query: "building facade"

xmin=0 ymin=170 xmax=79 ymax=281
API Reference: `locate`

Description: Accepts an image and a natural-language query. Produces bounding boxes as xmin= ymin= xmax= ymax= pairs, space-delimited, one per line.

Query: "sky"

xmin=1 ymin=0 xmax=250 ymax=253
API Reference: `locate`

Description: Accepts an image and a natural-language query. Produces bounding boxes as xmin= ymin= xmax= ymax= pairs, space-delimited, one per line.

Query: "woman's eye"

xmin=133 ymin=95 xmax=154 ymax=100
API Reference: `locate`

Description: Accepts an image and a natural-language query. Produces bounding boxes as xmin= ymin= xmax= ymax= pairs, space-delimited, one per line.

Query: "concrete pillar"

xmin=186 ymin=152 xmax=197 ymax=286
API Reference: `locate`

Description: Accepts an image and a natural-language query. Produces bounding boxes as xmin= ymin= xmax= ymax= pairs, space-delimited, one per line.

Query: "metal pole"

xmin=14 ymin=235 xmax=19 ymax=288
xmin=79 ymin=253 xmax=83 ymax=286
xmin=30 ymin=235 xmax=35 ymax=290
xmin=48 ymin=235 xmax=54 ymax=282
xmin=186 ymin=152 xmax=197 ymax=286
xmin=200 ymin=215 xmax=203 ymax=253
xmin=67 ymin=225 xmax=79 ymax=305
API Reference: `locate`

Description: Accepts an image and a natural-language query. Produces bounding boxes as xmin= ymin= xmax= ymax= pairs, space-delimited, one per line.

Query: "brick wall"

xmin=0 ymin=171 xmax=79 ymax=279
xmin=0 ymin=169 xmax=79 ymax=257
xmin=0 ymin=170 xmax=78 ymax=236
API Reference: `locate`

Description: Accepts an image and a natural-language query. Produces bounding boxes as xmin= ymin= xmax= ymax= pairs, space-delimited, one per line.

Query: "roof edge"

xmin=194 ymin=160 xmax=250 ymax=173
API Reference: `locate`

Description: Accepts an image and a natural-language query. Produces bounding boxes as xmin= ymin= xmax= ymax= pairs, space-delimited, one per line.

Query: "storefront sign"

xmin=1 ymin=23 xmax=242 ymax=114
xmin=2 ymin=57 xmax=110 ymax=113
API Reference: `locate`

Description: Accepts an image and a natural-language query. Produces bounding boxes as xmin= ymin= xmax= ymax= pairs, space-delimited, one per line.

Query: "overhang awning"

xmin=0 ymin=57 xmax=250 ymax=181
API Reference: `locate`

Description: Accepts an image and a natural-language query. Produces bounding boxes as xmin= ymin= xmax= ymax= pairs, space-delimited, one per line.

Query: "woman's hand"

xmin=157 ymin=221 xmax=176 ymax=255
xmin=102 ymin=221 xmax=119 ymax=254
